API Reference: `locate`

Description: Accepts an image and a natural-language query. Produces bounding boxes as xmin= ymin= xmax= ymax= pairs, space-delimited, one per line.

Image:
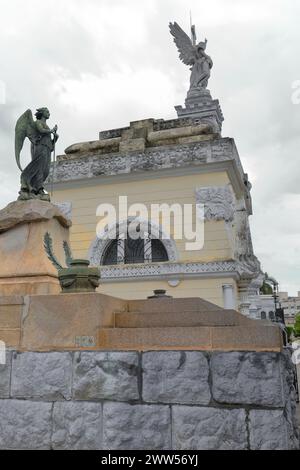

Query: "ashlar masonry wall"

xmin=0 ymin=349 xmax=298 ymax=450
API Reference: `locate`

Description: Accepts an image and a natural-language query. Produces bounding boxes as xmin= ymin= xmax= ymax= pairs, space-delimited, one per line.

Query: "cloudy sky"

xmin=0 ymin=0 xmax=299 ymax=294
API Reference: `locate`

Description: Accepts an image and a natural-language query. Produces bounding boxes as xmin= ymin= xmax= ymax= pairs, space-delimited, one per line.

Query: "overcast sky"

xmin=0 ymin=0 xmax=299 ymax=294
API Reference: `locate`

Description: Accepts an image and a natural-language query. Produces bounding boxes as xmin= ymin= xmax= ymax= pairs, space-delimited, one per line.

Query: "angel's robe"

xmin=21 ymin=122 xmax=54 ymax=194
xmin=190 ymin=54 xmax=212 ymax=91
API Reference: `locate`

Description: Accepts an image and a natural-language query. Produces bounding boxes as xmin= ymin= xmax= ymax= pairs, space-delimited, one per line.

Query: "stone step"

xmin=115 ymin=309 xmax=251 ymax=328
xmin=127 ymin=297 xmax=223 ymax=313
xmin=0 ymin=328 xmax=20 ymax=348
xmin=98 ymin=325 xmax=282 ymax=352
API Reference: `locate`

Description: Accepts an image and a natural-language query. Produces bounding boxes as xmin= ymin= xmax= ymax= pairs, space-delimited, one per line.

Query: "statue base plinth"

xmin=175 ymin=89 xmax=224 ymax=134
xmin=0 ymin=200 xmax=71 ymax=296
xmin=18 ymin=189 xmax=50 ymax=202
xmin=0 ymin=276 xmax=60 ymax=296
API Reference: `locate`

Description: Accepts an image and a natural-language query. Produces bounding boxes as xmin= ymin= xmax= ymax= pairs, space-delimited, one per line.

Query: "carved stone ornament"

xmin=195 ymin=186 xmax=235 ymax=222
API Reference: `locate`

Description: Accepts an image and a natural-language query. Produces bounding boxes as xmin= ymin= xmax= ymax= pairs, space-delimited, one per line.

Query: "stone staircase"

xmin=0 ymin=293 xmax=283 ymax=352
xmin=97 ymin=297 xmax=283 ymax=352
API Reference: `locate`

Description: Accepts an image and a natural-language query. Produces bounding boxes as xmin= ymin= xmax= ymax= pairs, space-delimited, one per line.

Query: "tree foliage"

xmin=294 ymin=313 xmax=300 ymax=337
xmin=260 ymin=281 xmax=273 ymax=295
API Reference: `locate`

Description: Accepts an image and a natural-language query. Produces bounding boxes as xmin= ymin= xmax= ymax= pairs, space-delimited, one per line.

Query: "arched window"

xmin=89 ymin=218 xmax=178 ymax=267
xmin=102 ymin=237 xmax=168 ymax=265
xmin=269 ymin=311 xmax=275 ymax=320
xmin=261 ymin=311 xmax=266 ymax=320
xmin=101 ymin=223 xmax=169 ymax=266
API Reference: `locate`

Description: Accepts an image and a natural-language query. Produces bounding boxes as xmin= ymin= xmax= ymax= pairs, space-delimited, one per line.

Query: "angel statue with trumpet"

xmin=169 ymin=22 xmax=213 ymax=98
xmin=15 ymin=107 xmax=59 ymax=201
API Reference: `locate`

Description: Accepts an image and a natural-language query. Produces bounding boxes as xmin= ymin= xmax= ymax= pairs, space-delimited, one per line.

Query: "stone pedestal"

xmin=0 ymin=290 xmax=297 ymax=449
xmin=0 ymin=200 xmax=71 ymax=295
xmin=175 ymin=89 xmax=224 ymax=133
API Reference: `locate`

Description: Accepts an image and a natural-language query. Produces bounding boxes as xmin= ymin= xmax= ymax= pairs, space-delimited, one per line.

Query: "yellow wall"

xmin=98 ymin=278 xmax=237 ymax=309
xmin=53 ymin=171 xmax=233 ymax=262
xmin=53 ymin=171 xmax=237 ymax=305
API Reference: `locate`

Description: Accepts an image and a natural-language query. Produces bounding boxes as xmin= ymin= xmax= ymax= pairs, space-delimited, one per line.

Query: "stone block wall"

xmin=0 ymin=350 xmax=298 ymax=450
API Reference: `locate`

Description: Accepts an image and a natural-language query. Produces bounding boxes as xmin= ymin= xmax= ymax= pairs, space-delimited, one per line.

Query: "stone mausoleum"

xmin=48 ymin=24 xmax=262 ymax=317
xmin=0 ymin=22 xmax=298 ymax=450
xmin=51 ymin=116 xmax=261 ymax=315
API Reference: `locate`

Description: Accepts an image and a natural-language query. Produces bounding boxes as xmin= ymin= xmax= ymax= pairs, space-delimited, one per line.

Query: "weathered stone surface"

xmin=11 ymin=352 xmax=72 ymax=400
xmin=249 ymin=409 xmax=299 ymax=450
xmin=54 ymin=137 xmax=242 ymax=185
xmin=73 ymin=352 xmax=139 ymax=401
xmin=103 ymin=403 xmax=171 ymax=450
xmin=280 ymin=349 xmax=299 ymax=441
xmin=0 ymin=350 xmax=11 ymax=398
xmin=0 ymin=348 xmax=297 ymax=450
xmin=52 ymin=402 xmax=102 ymax=450
xmin=53 ymin=201 xmax=72 ymax=220
xmin=173 ymin=406 xmax=247 ymax=450
xmin=0 ymin=211 xmax=70 ymax=288
xmin=195 ymin=186 xmax=235 ymax=222
xmin=211 ymin=352 xmax=284 ymax=406
xmin=0 ymin=199 xmax=71 ymax=233
xmin=21 ymin=293 xmax=124 ymax=351
xmin=0 ymin=400 xmax=52 ymax=449
xmin=142 ymin=351 xmax=210 ymax=404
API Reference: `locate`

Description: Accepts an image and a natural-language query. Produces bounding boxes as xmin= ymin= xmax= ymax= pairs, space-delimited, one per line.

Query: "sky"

xmin=0 ymin=0 xmax=299 ymax=295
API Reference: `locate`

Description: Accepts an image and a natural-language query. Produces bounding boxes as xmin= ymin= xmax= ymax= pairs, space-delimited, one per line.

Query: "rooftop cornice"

xmin=49 ymin=136 xmax=252 ymax=213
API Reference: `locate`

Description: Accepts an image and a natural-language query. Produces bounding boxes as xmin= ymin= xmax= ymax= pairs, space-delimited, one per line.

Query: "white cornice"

xmin=99 ymin=260 xmax=240 ymax=283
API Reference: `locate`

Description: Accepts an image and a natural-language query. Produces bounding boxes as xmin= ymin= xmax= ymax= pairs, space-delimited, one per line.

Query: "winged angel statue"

xmin=15 ymin=108 xmax=58 ymax=201
xmin=169 ymin=22 xmax=213 ymax=96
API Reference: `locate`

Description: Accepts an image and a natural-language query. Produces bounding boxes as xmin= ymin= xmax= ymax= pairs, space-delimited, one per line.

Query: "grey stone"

xmin=173 ymin=406 xmax=247 ymax=450
xmin=103 ymin=402 xmax=171 ymax=450
xmin=195 ymin=186 xmax=235 ymax=222
xmin=142 ymin=351 xmax=210 ymax=404
xmin=73 ymin=352 xmax=139 ymax=401
xmin=211 ymin=352 xmax=284 ymax=406
xmin=52 ymin=402 xmax=102 ymax=450
xmin=0 ymin=350 xmax=12 ymax=398
xmin=249 ymin=409 xmax=299 ymax=450
xmin=0 ymin=400 xmax=52 ymax=449
xmin=280 ymin=350 xmax=299 ymax=442
xmin=54 ymin=138 xmax=242 ymax=185
xmin=11 ymin=352 xmax=72 ymax=400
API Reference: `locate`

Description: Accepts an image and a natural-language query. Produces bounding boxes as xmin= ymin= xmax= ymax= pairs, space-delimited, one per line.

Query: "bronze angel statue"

xmin=15 ymin=107 xmax=59 ymax=201
xmin=169 ymin=22 xmax=213 ymax=96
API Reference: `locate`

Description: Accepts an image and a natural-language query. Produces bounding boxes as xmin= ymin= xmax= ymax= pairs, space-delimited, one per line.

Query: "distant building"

xmin=248 ymin=288 xmax=300 ymax=324
xmin=249 ymin=283 xmax=276 ymax=320
xmin=279 ymin=292 xmax=300 ymax=325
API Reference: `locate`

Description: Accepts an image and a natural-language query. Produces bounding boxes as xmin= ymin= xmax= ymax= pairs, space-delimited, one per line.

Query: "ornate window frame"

xmin=88 ymin=217 xmax=179 ymax=266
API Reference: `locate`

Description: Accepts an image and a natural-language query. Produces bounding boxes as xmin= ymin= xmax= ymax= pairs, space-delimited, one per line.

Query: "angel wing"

xmin=169 ymin=22 xmax=196 ymax=66
xmin=15 ymin=109 xmax=37 ymax=172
